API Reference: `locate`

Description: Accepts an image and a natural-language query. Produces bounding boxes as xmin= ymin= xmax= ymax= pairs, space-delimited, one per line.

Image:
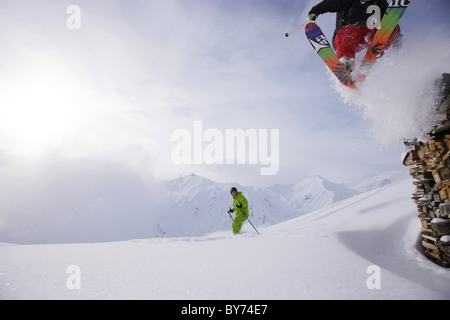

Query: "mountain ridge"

xmin=156 ymin=171 xmax=408 ymax=238
xmin=0 ymin=170 xmax=408 ymax=244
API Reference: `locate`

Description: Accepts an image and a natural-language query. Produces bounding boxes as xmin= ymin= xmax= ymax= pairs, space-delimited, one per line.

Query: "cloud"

xmin=0 ymin=0 xmax=435 ymax=188
xmin=0 ymin=158 xmax=167 ymax=244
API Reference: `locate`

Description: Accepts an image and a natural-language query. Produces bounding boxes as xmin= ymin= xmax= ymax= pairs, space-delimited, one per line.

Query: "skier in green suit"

xmin=228 ymin=187 xmax=249 ymax=234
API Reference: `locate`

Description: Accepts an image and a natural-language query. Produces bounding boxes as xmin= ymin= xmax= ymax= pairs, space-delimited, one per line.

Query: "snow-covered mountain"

xmin=155 ymin=172 xmax=402 ymax=238
xmin=352 ymin=170 xmax=409 ymax=192
xmin=0 ymin=170 xmax=407 ymax=244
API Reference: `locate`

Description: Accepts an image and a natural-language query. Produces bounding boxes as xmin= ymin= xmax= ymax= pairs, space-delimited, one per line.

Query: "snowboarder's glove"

xmin=227 ymin=208 xmax=233 ymax=214
xmin=236 ymin=203 xmax=242 ymax=208
xmin=307 ymin=13 xmax=317 ymax=21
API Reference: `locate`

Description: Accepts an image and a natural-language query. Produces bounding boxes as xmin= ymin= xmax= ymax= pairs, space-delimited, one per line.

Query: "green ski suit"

xmin=231 ymin=192 xmax=249 ymax=234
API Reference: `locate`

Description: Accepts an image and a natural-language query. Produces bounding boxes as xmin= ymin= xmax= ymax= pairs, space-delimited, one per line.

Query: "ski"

xmin=305 ymin=21 xmax=357 ymax=90
xmin=355 ymin=0 xmax=412 ymax=83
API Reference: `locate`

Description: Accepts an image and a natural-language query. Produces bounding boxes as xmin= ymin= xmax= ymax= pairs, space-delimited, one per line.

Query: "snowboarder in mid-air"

xmin=307 ymin=0 xmax=402 ymax=72
xmin=228 ymin=187 xmax=249 ymax=234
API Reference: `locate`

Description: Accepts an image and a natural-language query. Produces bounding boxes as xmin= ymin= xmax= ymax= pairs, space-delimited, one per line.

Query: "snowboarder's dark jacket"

xmin=309 ymin=0 xmax=390 ymax=39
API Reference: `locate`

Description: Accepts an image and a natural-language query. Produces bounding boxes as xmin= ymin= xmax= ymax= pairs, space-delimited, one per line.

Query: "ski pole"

xmin=238 ymin=207 xmax=260 ymax=235
xmin=285 ymin=21 xmax=308 ymax=37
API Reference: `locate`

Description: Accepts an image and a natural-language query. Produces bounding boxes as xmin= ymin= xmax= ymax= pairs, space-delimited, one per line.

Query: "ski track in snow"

xmin=1 ymin=180 xmax=449 ymax=300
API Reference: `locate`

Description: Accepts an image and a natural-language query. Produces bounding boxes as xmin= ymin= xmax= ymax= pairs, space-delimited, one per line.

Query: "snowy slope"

xmin=1 ymin=179 xmax=449 ymax=300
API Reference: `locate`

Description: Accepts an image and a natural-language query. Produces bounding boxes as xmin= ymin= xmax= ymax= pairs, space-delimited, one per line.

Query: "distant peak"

xmin=301 ymin=175 xmax=328 ymax=184
xmin=178 ymin=174 xmax=215 ymax=184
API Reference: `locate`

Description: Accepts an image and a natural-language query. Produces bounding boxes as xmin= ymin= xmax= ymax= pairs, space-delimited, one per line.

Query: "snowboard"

xmin=355 ymin=0 xmax=412 ymax=82
xmin=305 ymin=21 xmax=357 ymax=90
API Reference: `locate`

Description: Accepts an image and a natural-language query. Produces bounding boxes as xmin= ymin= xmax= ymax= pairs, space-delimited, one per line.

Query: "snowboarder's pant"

xmin=333 ymin=24 xmax=399 ymax=61
xmin=232 ymin=212 xmax=249 ymax=234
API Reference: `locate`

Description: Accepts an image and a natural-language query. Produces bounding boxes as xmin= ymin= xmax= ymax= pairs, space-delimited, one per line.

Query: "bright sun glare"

xmin=0 ymin=72 xmax=84 ymax=156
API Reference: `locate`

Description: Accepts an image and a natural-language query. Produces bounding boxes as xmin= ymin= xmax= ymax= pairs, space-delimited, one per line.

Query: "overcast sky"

xmin=0 ymin=0 xmax=449 ymax=187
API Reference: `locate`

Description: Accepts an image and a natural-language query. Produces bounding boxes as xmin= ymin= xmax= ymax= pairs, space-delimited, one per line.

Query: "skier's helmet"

xmin=230 ymin=187 xmax=238 ymax=195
